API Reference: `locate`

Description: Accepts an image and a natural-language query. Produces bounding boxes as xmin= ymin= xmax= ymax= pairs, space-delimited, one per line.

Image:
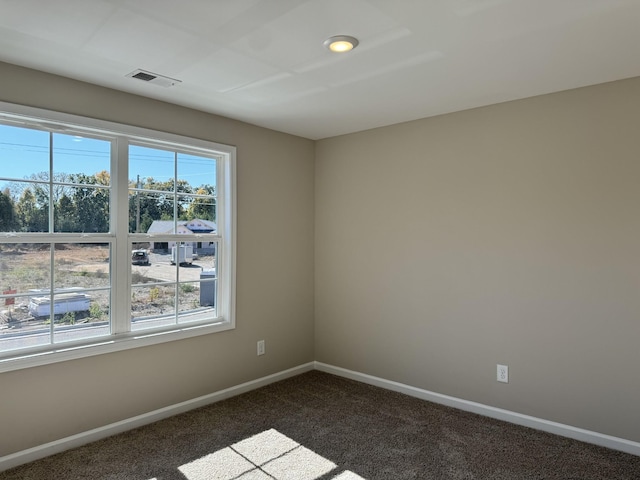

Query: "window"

xmin=0 ymin=102 xmax=236 ymax=371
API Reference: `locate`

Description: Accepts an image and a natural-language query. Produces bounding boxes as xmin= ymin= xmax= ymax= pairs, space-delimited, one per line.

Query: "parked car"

xmin=131 ymin=249 xmax=150 ymax=265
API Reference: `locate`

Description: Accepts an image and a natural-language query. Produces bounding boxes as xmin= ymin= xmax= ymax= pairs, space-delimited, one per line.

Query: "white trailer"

xmin=28 ymin=292 xmax=91 ymax=318
xmin=171 ymin=245 xmax=194 ymax=265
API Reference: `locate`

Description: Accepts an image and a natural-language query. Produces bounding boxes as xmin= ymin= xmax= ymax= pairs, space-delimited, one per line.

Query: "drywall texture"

xmin=0 ymin=62 xmax=315 ymax=456
xmin=315 ymin=77 xmax=640 ymax=443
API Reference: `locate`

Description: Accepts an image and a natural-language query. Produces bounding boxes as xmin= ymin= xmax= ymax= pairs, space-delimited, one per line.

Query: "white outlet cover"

xmin=497 ymin=364 xmax=509 ymax=383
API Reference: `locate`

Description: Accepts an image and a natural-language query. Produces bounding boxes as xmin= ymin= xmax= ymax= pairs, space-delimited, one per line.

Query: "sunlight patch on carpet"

xmin=331 ymin=472 xmax=367 ymax=479
xmin=178 ymin=428 xmax=366 ymax=480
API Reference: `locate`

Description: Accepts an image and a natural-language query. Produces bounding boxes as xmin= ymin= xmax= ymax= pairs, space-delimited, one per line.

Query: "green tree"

xmin=11 ymin=172 xmax=76 ymax=232
xmin=186 ymin=185 xmax=216 ymax=222
xmin=16 ymin=188 xmax=47 ymax=232
xmin=139 ymin=212 xmax=154 ymax=234
xmin=70 ymin=171 xmax=110 ymax=232
xmin=55 ymin=193 xmax=77 ymax=232
xmin=0 ymin=188 xmax=18 ymax=231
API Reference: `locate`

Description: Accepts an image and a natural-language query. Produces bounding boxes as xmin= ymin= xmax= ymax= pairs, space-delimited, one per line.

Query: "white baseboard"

xmin=3 ymin=360 xmax=638 ymax=473
xmin=314 ymin=362 xmax=640 ymax=457
xmin=0 ymin=362 xmax=314 ymax=473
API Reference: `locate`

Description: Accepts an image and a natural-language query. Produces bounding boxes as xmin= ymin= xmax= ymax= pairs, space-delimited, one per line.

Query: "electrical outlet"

xmin=497 ymin=364 xmax=509 ymax=383
xmin=257 ymin=340 xmax=265 ymax=356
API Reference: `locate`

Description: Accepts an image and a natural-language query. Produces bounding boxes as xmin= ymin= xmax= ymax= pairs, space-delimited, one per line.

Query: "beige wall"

xmin=3 ymin=59 xmax=640 ymax=456
xmin=0 ymin=62 xmax=315 ymax=456
xmin=315 ymin=77 xmax=640 ymax=443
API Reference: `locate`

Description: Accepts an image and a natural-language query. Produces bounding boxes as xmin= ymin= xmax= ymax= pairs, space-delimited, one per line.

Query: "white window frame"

xmin=0 ymin=102 xmax=236 ymax=372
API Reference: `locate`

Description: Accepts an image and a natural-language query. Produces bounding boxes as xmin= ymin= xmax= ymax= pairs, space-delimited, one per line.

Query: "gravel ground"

xmin=0 ymin=246 xmax=214 ymax=330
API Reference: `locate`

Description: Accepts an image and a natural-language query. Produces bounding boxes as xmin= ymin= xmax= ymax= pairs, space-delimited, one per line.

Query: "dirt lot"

xmin=0 ymin=244 xmax=214 ymax=328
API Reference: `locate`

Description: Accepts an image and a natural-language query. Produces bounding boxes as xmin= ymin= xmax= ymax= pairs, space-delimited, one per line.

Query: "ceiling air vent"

xmin=126 ymin=69 xmax=181 ymax=88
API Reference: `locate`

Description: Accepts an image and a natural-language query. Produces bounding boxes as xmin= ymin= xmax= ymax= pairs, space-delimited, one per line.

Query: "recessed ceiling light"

xmin=324 ymin=35 xmax=359 ymax=53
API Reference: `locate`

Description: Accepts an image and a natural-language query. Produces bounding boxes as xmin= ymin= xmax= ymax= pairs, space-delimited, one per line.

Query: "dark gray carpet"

xmin=1 ymin=370 xmax=639 ymax=479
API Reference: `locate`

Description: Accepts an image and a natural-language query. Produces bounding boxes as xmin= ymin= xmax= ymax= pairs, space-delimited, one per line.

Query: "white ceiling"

xmin=1 ymin=0 xmax=640 ymax=140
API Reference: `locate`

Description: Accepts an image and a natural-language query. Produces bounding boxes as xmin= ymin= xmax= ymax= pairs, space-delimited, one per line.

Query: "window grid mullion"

xmin=49 ymin=242 xmax=55 ymax=344
xmin=112 ymin=137 xmax=130 ymax=334
xmin=48 ymin=132 xmax=54 ymax=234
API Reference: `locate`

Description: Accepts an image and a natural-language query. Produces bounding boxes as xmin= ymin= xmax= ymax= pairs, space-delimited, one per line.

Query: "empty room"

xmin=1 ymin=1 xmax=639 ymax=479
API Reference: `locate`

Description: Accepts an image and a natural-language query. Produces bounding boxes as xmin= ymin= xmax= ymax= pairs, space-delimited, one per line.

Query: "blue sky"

xmin=0 ymin=124 xmax=216 ymax=192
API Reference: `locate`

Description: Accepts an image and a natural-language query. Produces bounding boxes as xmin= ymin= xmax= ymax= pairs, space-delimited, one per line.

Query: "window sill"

xmin=0 ymin=320 xmax=234 ymax=373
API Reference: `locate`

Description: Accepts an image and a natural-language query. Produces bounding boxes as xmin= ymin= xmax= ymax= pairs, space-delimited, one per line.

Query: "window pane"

xmin=128 ymin=148 xmax=217 ymax=238
xmin=51 ymin=289 xmax=110 ymax=344
xmin=1 ymin=129 xmax=112 ymax=235
xmin=177 ymin=153 xmax=215 ymax=193
xmin=131 ymin=283 xmax=176 ymax=331
xmin=54 ymin=185 xmax=109 ymax=233
xmin=182 ymin=195 xmax=216 ymax=231
xmin=179 ymin=244 xmax=216 ymax=324
xmin=131 ymin=245 xmax=176 ymax=331
xmin=177 ymin=279 xmax=216 ymax=324
xmin=0 ymin=124 xmax=49 ymax=181
xmin=129 ymin=145 xmax=174 ymax=185
xmin=0 ymin=242 xmax=112 ymax=352
xmin=131 ymin=251 xmax=165 ymax=289
xmin=1 ymin=243 xmax=52 ymax=352
xmin=130 ymin=242 xmax=218 ymax=329
xmin=54 ymin=243 xmax=110 ymax=290
xmin=52 ymin=133 xmax=110 ymax=180
xmin=176 ymin=243 xmax=216 ymax=324
xmin=195 ymin=245 xmax=217 ymax=271
xmin=129 ymin=190 xmax=176 ymax=233
xmin=2 ymin=181 xmax=49 ymax=232
xmin=0 ymin=309 xmax=51 ymax=352
xmin=50 ymin=243 xmax=110 ymax=343
xmin=0 ymin=243 xmax=51 ymax=292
